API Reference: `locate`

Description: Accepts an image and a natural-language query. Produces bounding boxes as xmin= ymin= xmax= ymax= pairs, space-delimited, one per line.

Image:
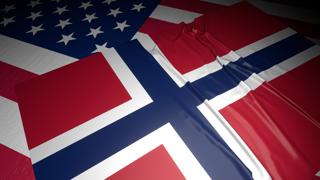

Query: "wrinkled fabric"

xmin=154 ymin=2 xmax=320 ymax=180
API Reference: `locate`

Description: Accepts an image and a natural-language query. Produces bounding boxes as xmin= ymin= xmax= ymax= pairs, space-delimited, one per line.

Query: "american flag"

xmin=1 ymin=0 xmax=319 ymax=179
xmin=0 ymin=0 xmax=158 ymax=58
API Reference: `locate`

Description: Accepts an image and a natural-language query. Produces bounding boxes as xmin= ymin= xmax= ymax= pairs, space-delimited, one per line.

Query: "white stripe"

xmin=0 ymin=96 xmax=30 ymax=157
xmin=184 ymin=51 xmax=240 ymax=83
xmin=185 ymin=28 xmax=296 ymax=83
xmin=198 ymin=102 xmax=271 ymax=180
xmin=136 ymin=28 xmax=296 ymax=86
xmin=208 ymin=74 xmax=263 ymax=111
xmin=150 ymin=5 xmax=201 ymax=24
xmin=30 ymin=48 xmax=153 ymax=164
xmin=246 ymin=0 xmax=320 ymax=24
xmin=0 ymin=35 xmax=76 ymax=75
xmin=73 ymin=123 xmax=210 ymax=180
xmin=143 ymin=3 xmax=299 ymax=85
xmin=307 ymin=37 xmax=320 ymax=45
xmin=197 ymin=45 xmax=320 ymax=180
xmin=184 ymin=60 xmax=222 ymax=83
xmin=201 ymin=0 xmax=241 ymax=6
xmin=134 ymin=32 xmax=188 ymax=87
xmin=208 ymin=45 xmax=320 ymax=111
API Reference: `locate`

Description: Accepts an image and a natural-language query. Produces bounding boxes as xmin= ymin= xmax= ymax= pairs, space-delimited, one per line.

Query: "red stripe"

xmin=16 ymin=53 xmax=131 ymax=148
xmin=0 ymin=144 xmax=35 ymax=180
xmin=0 ymin=61 xmax=37 ymax=102
xmin=108 ymin=145 xmax=185 ymax=180
xmin=220 ymin=57 xmax=320 ymax=180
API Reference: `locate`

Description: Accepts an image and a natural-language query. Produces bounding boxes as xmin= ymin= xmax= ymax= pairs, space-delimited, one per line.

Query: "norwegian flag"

xmin=1 ymin=0 xmax=320 ymax=180
xmin=1 ymin=0 xmax=252 ymax=179
xmin=136 ymin=1 xmax=320 ymax=180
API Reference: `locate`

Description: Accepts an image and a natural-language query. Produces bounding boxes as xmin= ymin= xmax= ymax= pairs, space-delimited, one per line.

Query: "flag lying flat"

xmin=1 ymin=0 xmax=319 ymax=179
xmin=1 ymin=0 xmax=259 ymax=179
xmin=156 ymin=0 xmax=320 ymax=44
xmin=15 ymin=40 xmax=258 ymax=179
xmin=139 ymin=2 xmax=320 ymax=180
xmin=0 ymin=0 xmax=155 ymax=179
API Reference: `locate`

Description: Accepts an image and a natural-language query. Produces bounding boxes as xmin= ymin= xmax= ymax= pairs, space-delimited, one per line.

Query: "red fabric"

xmin=270 ymin=56 xmax=320 ymax=121
xmin=155 ymin=22 xmax=231 ymax=74
xmin=0 ymin=144 xmax=35 ymax=180
xmin=220 ymin=57 xmax=320 ymax=180
xmin=108 ymin=145 xmax=185 ymax=180
xmin=158 ymin=0 xmax=318 ymax=41
xmin=139 ymin=18 xmax=176 ymax=41
xmin=0 ymin=61 xmax=37 ymax=102
xmin=195 ymin=2 xmax=287 ymax=50
xmin=16 ymin=53 xmax=131 ymax=148
xmin=153 ymin=2 xmax=287 ymax=74
xmin=144 ymin=3 xmax=320 ymax=179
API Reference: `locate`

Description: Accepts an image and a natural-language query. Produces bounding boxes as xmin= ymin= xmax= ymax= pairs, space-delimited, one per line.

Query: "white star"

xmin=82 ymin=13 xmax=98 ymax=23
xmin=1 ymin=4 xmax=15 ymax=13
xmin=26 ymin=24 xmax=44 ymax=35
xmin=57 ymin=33 xmax=76 ymax=45
xmin=53 ymin=6 xmax=68 ymax=15
xmin=86 ymin=26 xmax=103 ymax=38
xmin=27 ymin=0 xmax=41 ymax=8
xmin=55 ymin=18 xmax=71 ymax=29
xmin=0 ymin=16 xmax=15 ymax=27
xmin=78 ymin=1 xmax=93 ymax=10
xmin=131 ymin=3 xmax=145 ymax=12
xmin=26 ymin=11 xmax=42 ymax=21
xmin=92 ymin=42 xmax=108 ymax=53
xmin=108 ymin=8 xmax=122 ymax=17
xmin=102 ymin=0 xmax=116 ymax=5
xmin=113 ymin=20 xmax=130 ymax=32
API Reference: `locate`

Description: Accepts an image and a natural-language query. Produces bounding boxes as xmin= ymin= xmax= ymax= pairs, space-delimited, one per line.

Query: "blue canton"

xmin=0 ymin=0 xmax=159 ymax=58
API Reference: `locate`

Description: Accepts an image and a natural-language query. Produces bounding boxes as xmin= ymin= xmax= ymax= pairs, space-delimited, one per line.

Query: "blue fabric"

xmin=33 ymin=40 xmax=253 ymax=180
xmin=0 ymin=0 xmax=159 ymax=58
xmin=190 ymin=34 xmax=314 ymax=100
